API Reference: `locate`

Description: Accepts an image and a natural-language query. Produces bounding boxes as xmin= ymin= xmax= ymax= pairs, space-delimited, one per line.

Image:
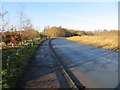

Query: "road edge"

xmin=49 ymin=38 xmax=86 ymax=89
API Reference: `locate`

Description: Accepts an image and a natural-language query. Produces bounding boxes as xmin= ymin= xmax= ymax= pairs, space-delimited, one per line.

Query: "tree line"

xmin=42 ymin=26 xmax=93 ymax=37
xmin=42 ymin=26 xmax=119 ymax=37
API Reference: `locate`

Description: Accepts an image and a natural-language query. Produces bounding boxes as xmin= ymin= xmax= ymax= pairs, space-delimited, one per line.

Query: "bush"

xmin=2 ymin=30 xmax=40 ymax=45
xmin=43 ymin=26 xmax=74 ymax=37
xmin=4 ymin=38 xmax=10 ymax=45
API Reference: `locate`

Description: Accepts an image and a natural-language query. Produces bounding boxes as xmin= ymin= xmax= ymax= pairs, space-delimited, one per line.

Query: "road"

xmin=17 ymin=39 xmax=74 ymax=88
xmin=51 ymin=38 xmax=119 ymax=88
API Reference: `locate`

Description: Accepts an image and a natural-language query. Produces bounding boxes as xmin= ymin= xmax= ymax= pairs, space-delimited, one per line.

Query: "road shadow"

xmin=16 ymin=40 xmax=71 ymax=88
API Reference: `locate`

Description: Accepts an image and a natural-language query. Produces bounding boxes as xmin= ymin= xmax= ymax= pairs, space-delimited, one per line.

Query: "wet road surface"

xmin=51 ymin=38 xmax=119 ymax=88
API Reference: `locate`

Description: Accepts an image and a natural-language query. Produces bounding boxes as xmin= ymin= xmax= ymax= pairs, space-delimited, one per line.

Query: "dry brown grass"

xmin=66 ymin=35 xmax=119 ymax=52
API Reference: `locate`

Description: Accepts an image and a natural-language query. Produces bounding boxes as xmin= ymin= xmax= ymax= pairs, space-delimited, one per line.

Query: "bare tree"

xmin=18 ymin=7 xmax=33 ymax=31
xmin=0 ymin=7 xmax=8 ymax=32
xmin=18 ymin=6 xmax=26 ymax=32
xmin=18 ymin=6 xmax=35 ymax=41
xmin=24 ymin=19 xmax=33 ymax=30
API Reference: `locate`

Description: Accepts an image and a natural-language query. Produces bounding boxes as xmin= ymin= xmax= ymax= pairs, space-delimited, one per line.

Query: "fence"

xmin=3 ymin=38 xmax=45 ymax=69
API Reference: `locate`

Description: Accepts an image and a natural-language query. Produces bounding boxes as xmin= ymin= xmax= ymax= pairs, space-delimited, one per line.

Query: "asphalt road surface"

xmin=17 ymin=39 xmax=74 ymax=88
xmin=51 ymin=38 xmax=119 ymax=88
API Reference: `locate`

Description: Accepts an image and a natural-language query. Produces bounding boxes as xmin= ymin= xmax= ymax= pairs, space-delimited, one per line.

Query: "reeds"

xmin=67 ymin=35 xmax=119 ymax=52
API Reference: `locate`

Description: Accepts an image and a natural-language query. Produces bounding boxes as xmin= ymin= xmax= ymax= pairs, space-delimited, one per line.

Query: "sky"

xmin=1 ymin=1 xmax=119 ymax=32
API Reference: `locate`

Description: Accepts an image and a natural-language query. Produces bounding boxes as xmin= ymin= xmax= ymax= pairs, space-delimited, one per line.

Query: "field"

xmin=67 ymin=35 xmax=119 ymax=52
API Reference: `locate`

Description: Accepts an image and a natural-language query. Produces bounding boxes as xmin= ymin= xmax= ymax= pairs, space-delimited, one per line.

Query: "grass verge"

xmin=66 ymin=36 xmax=119 ymax=52
xmin=2 ymin=38 xmax=48 ymax=88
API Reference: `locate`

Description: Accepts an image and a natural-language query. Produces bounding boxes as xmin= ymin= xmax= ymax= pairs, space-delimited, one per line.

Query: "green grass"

xmin=2 ymin=38 xmax=48 ymax=88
